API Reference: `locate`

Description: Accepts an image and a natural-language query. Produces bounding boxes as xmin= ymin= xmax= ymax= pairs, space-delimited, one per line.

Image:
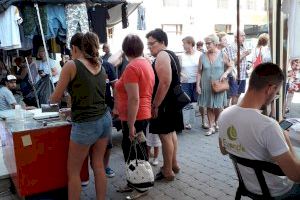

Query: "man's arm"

xmin=273 ymin=151 xmax=300 ymax=182
xmin=50 ymin=61 xmax=75 ymax=103
xmin=218 ymin=138 xmax=228 ymax=155
xmin=4 ymin=89 xmax=17 ymax=109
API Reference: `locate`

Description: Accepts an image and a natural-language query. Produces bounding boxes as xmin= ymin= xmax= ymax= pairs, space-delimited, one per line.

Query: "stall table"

xmin=0 ymin=112 xmax=88 ymax=198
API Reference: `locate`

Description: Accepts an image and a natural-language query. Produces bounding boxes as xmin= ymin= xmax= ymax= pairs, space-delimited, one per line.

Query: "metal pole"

xmin=25 ymin=57 xmax=40 ymax=108
xmin=237 ymin=0 xmax=240 ymax=80
xmin=34 ymin=3 xmax=55 ymax=91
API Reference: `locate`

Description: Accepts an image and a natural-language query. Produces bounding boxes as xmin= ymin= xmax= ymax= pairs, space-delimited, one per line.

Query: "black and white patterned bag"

xmin=126 ymin=139 xmax=154 ymax=191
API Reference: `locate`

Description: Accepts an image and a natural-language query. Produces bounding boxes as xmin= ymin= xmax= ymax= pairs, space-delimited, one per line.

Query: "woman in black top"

xmin=146 ymin=29 xmax=183 ymax=181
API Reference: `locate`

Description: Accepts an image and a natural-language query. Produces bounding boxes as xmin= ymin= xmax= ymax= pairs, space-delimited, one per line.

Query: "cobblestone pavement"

xmin=3 ymin=93 xmax=299 ymax=200
xmin=81 ymin=114 xmax=247 ymax=200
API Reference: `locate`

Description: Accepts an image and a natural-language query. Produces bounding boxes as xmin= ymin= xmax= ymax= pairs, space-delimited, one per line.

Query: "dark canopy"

xmin=0 ymin=0 xmax=125 ymax=13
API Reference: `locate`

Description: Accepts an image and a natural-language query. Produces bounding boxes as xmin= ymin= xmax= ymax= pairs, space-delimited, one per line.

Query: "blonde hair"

xmin=257 ymin=33 xmax=269 ymax=47
xmin=204 ymin=34 xmax=220 ymax=45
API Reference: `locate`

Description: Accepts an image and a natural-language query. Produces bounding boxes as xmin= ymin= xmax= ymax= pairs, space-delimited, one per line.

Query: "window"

xmin=107 ymin=27 xmax=114 ymax=39
xmin=163 ymin=0 xmax=180 ymax=7
xmin=215 ymin=24 xmax=231 ymax=33
xmin=244 ymin=24 xmax=259 ymax=36
xmin=161 ymin=24 xmax=183 ymax=35
xmin=246 ymin=0 xmax=256 ymax=10
xmin=217 ymin=0 xmax=228 ymax=9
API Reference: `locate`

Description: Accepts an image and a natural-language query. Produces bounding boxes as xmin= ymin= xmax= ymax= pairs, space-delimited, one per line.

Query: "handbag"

xmin=209 ymin=52 xmax=229 ymax=93
xmin=173 ymin=84 xmax=191 ymax=110
xmin=126 ymin=139 xmax=154 ymax=192
xmin=253 ymin=47 xmax=262 ymax=68
xmin=166 ymin=51 xmax=191 ymax=110
xmin=211 ymin=79 xmax=229 ymax=93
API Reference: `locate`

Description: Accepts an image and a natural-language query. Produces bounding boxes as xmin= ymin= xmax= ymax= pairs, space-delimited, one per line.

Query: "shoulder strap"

xmin=163 ymin=50 xmax=179 ymax=76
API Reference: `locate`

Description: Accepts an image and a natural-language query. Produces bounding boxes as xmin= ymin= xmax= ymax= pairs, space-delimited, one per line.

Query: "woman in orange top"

xmin=114 ymin=34 xmax=155 ymax=198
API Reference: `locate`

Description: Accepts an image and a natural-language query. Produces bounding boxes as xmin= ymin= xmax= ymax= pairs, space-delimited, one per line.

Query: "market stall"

xmin=0 ymin=109 xmax=89 ymax=197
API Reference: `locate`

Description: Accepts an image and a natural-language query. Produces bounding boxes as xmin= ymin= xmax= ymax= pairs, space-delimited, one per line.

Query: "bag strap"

xmin=126 ymin=138 xmax=148 ymax=165
xmin=163 ymin=50 xmax=181 ymax=85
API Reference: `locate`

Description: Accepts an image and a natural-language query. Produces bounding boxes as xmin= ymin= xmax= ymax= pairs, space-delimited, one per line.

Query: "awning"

xmin=107 ymin=0 xmax=143 ymax=27
xmin=0 ymin=0 xmax=125 ymax=13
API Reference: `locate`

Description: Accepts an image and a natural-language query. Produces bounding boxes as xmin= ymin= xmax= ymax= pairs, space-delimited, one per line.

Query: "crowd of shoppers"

xmin=1 ymin=25 xmax=298 ymax=199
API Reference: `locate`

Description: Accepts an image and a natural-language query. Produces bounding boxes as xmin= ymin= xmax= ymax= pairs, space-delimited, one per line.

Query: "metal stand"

xmin=25 ymin=57 xmax=40 ymax=108
xmin=34 ymin=3 xmax=55 ymax=91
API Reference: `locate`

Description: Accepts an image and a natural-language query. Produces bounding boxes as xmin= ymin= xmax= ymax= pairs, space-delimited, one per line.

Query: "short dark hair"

xmin=249 ymin=62 xmax=284 ymax=90
xmin=146 ymin=28 xmax=168 ymax=46
xmin=182 ymin=36 xmax=195 ymax=47
xmin=122 ymin=34 xmax=144 ymax=58
xmin=70 ymin=33 xmax=84 ymax=50
xmin=196 ymin=41 xmax=204 ymax=47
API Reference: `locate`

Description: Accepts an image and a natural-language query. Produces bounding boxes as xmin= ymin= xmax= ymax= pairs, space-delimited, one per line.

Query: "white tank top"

xmin=180 ymin=51 xmax=201 ymax=83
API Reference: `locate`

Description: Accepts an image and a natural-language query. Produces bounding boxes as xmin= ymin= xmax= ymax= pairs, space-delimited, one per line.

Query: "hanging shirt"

xmin=88 ymin=6 xmax=109 ymax=44
xmin=0 ymin=6 xmax=22 ymax=50
xmin=282 ymin=0 xmax=300 ymax=59
xmin=137 ymin=5 xmax=146 ymax=30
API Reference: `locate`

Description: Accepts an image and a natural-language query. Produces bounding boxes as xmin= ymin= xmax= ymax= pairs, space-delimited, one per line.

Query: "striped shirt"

xmin=0 ymin=86 xmax=17 ymax=111
xmin=226 ymin=43 xmax=248 ymax=80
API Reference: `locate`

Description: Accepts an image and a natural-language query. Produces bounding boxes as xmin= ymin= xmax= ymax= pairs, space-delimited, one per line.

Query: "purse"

xmin=166 ymin=51 xmax=191 ymax=110
xmin=126 ymin=139 xmax=154 ymax=192
xmin=209 ymin=52 xmax=229 ymax=93
xmin=211 ymin=79 xmax=229 ymax=93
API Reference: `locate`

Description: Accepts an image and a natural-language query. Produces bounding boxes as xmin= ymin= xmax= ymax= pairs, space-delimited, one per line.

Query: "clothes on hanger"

xmin=88 ymin=4 xmax=110 ymax=44
xmin=122 ymin=3 xmax=129 ymax=29
xmin=46 ymin=5 xmax=67 ymax=42
xmin=137 ymin=5 xmax=146 ymax=30
xmin=0 ymin=6 xmax=22 ymax=50
xmin=65 ymin=2 xmax=89 ymax=47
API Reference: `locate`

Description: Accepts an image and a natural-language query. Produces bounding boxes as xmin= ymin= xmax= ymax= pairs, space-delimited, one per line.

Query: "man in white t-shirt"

xmin=36 ymin=46 xmax=61 ymax=85
xmin=218 ymin=63 xmax=300 ymax=198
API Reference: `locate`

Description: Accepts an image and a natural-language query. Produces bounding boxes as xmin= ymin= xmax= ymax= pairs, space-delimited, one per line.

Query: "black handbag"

xmin=173 ymin=84 xmax=191 ymax=110
xmin=166 ymin=51 xmax=191 ymax=110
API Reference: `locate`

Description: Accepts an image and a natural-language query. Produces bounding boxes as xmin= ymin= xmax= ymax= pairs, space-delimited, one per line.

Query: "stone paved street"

xmin=79 ymin=93 xmax=300 ymax=200
xmin=81 ymin=117 xmax=243 ymax=200
xmin=2 ymin=94 xmax=299 ymax=200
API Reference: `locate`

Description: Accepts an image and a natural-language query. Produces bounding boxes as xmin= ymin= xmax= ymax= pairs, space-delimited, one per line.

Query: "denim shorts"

xmin=228 ymin=77 xmax=246 ymax=97
xmin=181 ymin=82 xmax=198 ymax=102
xmin=71 ymin=111 xmax=112 ymax=145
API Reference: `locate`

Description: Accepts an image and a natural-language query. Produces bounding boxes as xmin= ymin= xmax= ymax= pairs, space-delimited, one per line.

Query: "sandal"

xmin=155 ymin=171 xmax=175 ymax=181
xmin=205 ymin=127 xmax=215 ymax=136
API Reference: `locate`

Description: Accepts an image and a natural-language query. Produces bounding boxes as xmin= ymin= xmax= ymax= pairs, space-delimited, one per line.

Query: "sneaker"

xmin=185 ymin=124 xmax=192 ymax=130
xmin=152 ymin=158 xmax=159 ymax=166
xmin=205 ymin=127 xmax=215 ymax=136
xmin=126 ymin=190 xmax=149 ymax=200
xmin=81 ymin=180 xmax=89 ymax=187
xmin=201 ymin=123 xmax=209 ymax=129
xmin=105 ymin=167 xmax=115 ymax=178
xmin=214 ymin=125 xmax=219 ymax=132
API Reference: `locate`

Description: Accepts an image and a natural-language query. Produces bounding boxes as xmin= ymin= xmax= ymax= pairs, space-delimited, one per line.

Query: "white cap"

xmin=6 ymin=75 xmax=17 ymax=81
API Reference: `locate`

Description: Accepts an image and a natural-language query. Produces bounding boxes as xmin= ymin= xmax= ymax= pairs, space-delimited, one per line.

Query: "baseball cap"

xmin=6 ymin=75 xmax=17 ymax=81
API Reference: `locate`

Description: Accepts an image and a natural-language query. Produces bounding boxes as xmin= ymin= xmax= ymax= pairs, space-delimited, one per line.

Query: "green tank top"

xmin=68 ymin=59 xmax=107 ymax=122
